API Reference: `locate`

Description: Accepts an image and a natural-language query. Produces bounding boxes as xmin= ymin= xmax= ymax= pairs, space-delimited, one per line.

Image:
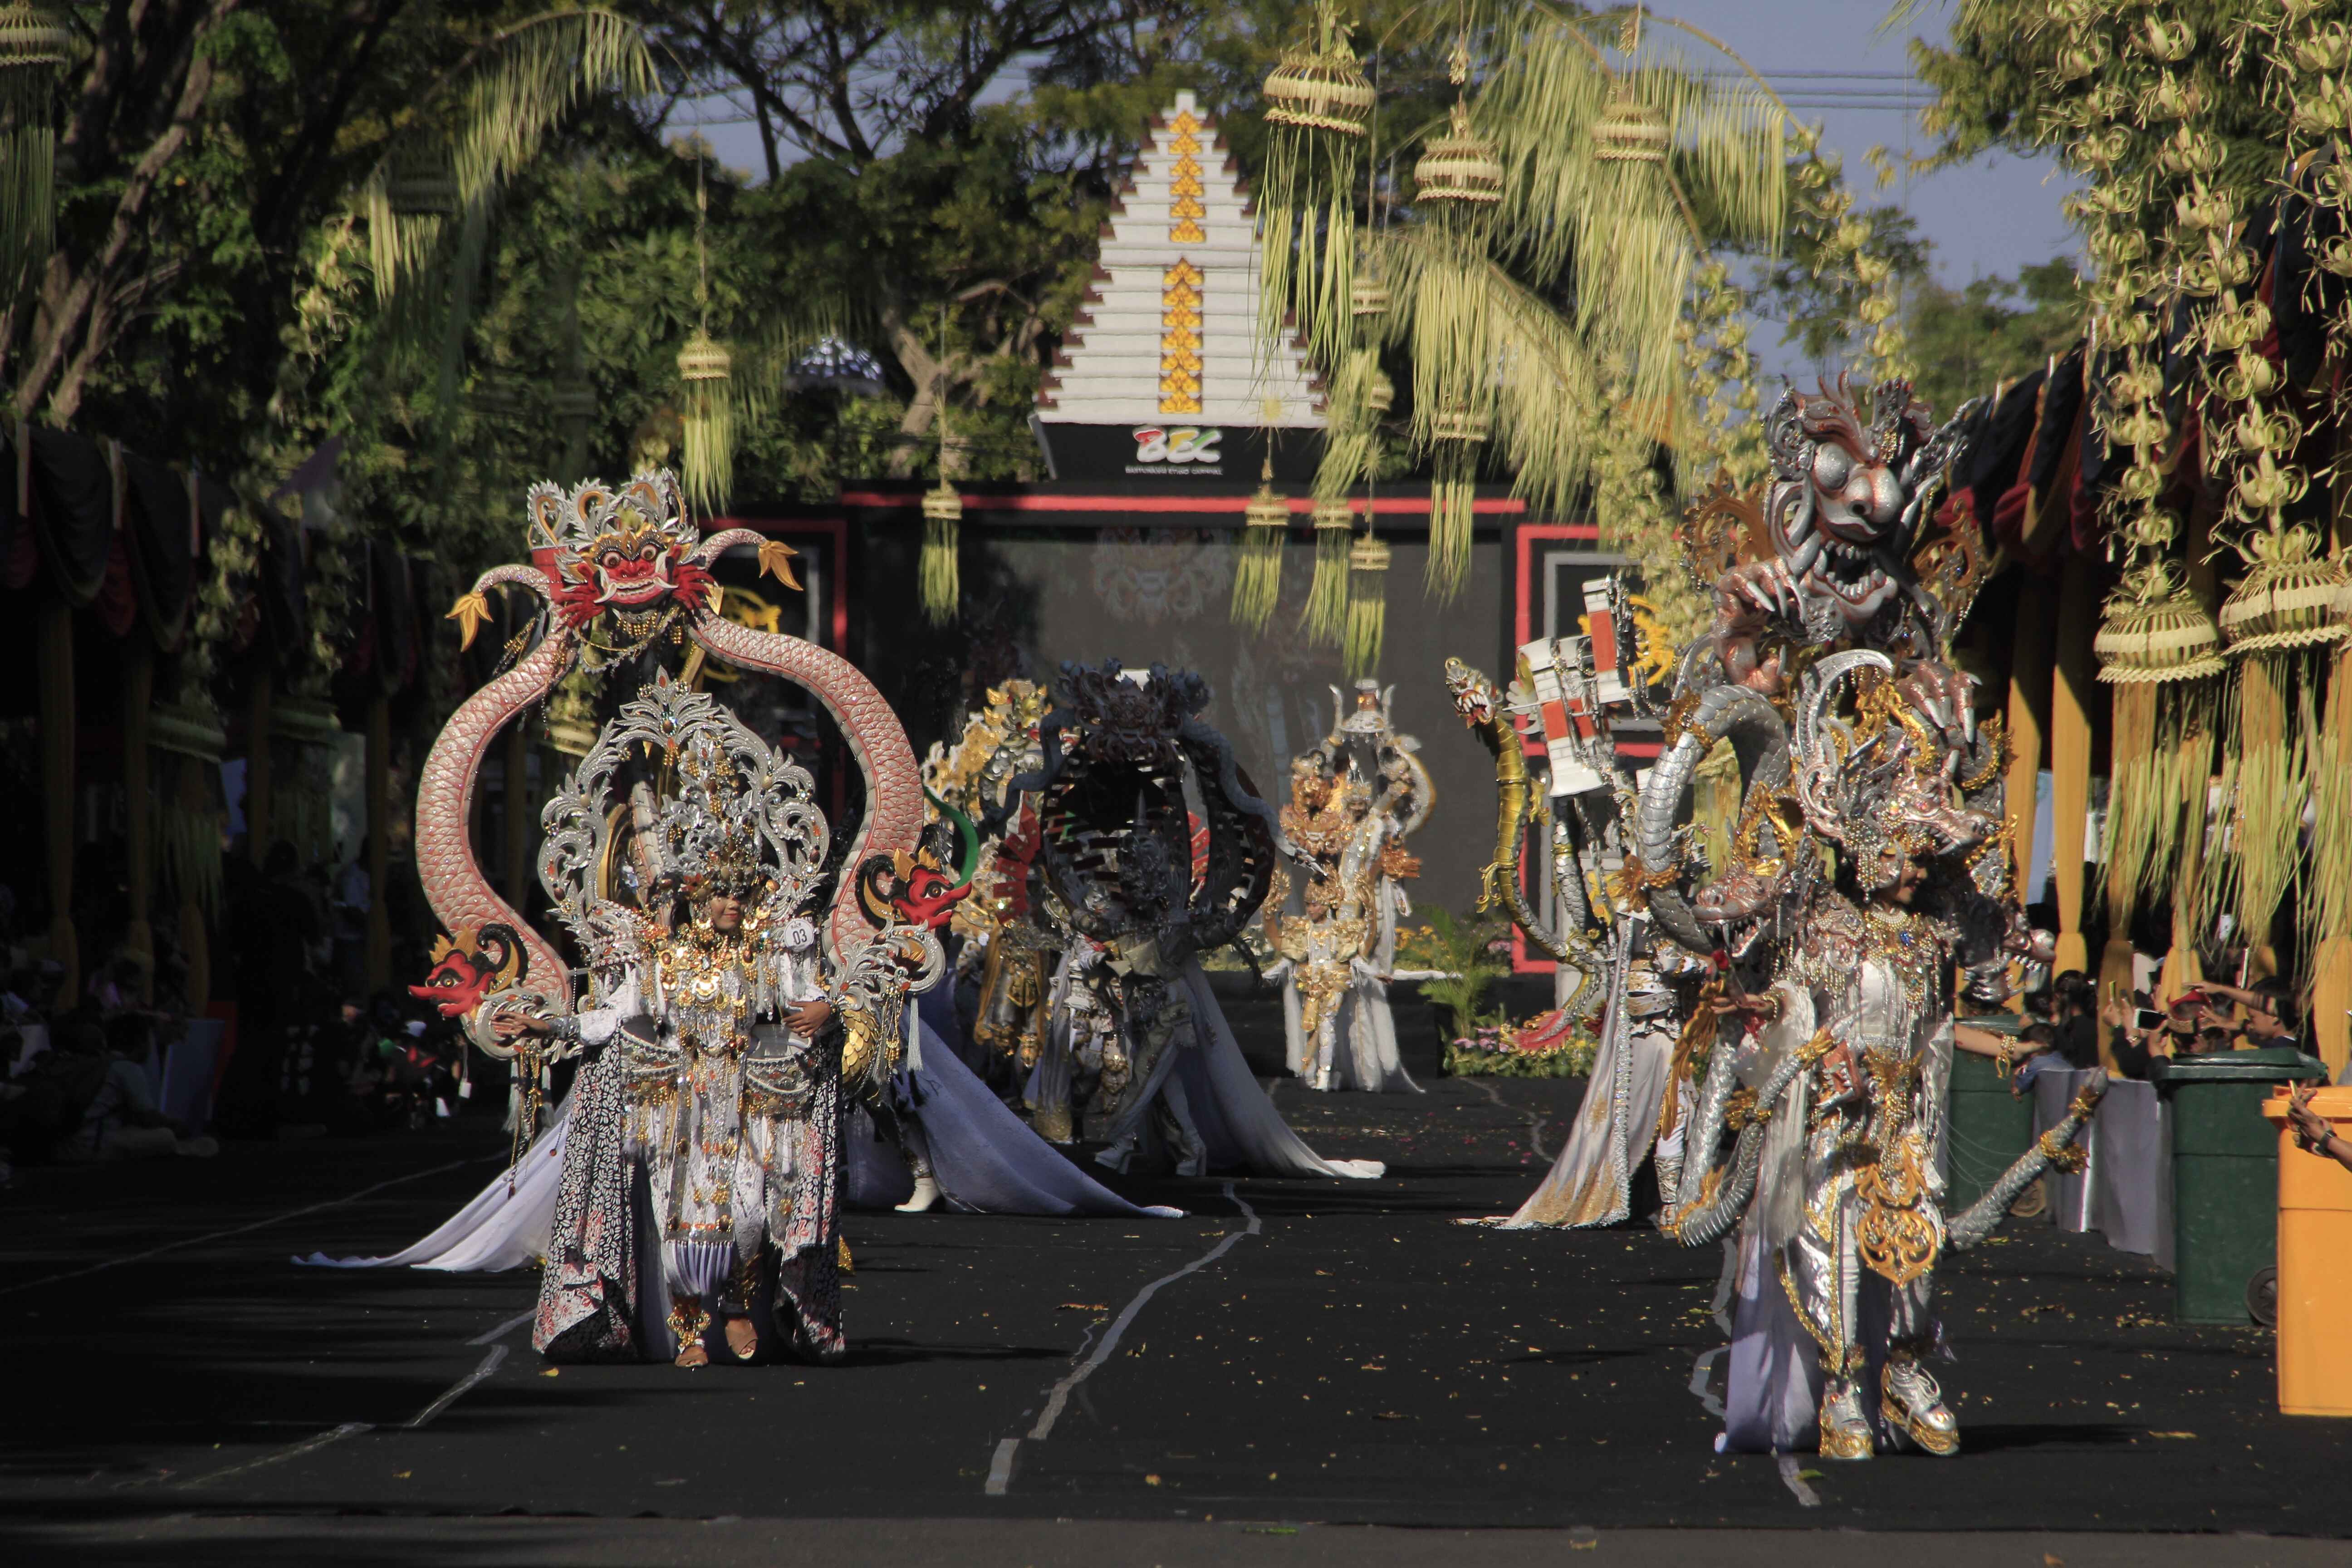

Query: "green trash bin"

xmin=1947 ymin=1016 xmax=2034 ymax=1212
xmin=2150 ymin=1046 xmax=2330 ymax=1325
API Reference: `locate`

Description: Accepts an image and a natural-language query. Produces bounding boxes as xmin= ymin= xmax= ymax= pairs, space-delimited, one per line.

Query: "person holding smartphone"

xmin=2285 ymin=1082 xmax=2352 ymax=1171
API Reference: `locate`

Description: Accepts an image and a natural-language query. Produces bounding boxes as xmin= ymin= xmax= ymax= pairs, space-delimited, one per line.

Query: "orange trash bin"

xmin=2262 ymin=1085 xmax=2352 ymax=1416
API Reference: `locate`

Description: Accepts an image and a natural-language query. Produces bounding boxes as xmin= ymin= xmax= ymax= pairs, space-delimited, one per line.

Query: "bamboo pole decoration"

xmin=365 ymin=694 xmax=392 ymax=992
xmin=37 ymin=598 xmax=76 ymax=1008
xmin=2049 ymin=552 xmax=2098 ymax=976
xmin=2004 ymin=575 xmax=2056 ymax=1001
xmin=245 ymin=663 xmax=274 ymax=861
xmin=123 ymin=637 xmax=155 ymax=1004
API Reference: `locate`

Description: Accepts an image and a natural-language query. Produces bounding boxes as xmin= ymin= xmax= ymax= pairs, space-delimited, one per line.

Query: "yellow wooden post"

xmin=123 ymin=637 xmax=155 ymax=1003
xmin=245 ymin=664 xmax=274 ymax=860
xmin=2050 ymin=551 xmax=2099 ymax=977
xmin=37 ymin=599 xmax=78 ymax=1008
xmin=2004 ymin=574 xmax=2056 ymax=1003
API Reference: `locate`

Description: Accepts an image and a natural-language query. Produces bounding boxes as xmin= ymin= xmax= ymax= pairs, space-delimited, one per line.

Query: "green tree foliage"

xmin=1901 ymin=256 xmax=2087 ymax=421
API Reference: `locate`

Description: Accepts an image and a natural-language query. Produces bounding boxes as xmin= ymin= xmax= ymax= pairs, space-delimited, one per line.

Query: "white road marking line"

xmin=468 ymin=1307 xmax=536 ymax=1348
xmin=985 ymin=1181 xmax=1263 ymax=1497
xmin=409 ymin=1307 xmax=536 ymax=1428
xmin=1469 ymin=1079 xmax=1552 ymax=1161
xmin=173 ymin=1423 xmax=373 ymax=1490
xmin=408 ymin=1345 xmax=508 ymax=1429
xmin=1777 ymin=1453 xmax=1823 ymax=1507
xmin=0 ymin=1157 xmax=484 ymax=1297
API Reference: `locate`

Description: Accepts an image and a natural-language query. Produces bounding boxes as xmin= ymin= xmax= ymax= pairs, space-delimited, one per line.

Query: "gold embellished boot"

xmin=1882 ymin=1350 xmax=1960 ymax=1455
xmin=1818 ymin=1375 xmax=1875 ymax=1460
xmin=668 ymin=1296 xmax=712 ymax=1368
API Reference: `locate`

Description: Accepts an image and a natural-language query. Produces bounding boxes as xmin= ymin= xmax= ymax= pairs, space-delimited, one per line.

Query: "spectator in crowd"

xmin=2012 ymin=1022 xmax=2069 ymax=1092
xmin=1953 ymin=1019 xmax=2053 ymax=1094
xmin=2286 ymin=1082 xmax=2352 ymax=1171
xmin=2050 ymin=970 xmax=2102 ymax=1069
xmin=53 ymin=1020 xmax=216 ymax=1161
xmin=2194 ymin=977 xmax=2304 ymax=1054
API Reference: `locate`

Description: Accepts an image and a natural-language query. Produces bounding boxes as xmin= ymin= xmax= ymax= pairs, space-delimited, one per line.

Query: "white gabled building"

xmin=1037 ymin=89 xmax=1324 ymax=436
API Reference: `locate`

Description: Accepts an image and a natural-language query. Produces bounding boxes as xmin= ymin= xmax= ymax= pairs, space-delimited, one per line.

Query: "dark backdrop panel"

xmin=858 ymin=519 xmax=1506 ymax=921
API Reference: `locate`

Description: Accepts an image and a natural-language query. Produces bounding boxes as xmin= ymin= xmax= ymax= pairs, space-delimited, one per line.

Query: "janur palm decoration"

xmin=1253 ymin=3 xmax=1835 ymax=631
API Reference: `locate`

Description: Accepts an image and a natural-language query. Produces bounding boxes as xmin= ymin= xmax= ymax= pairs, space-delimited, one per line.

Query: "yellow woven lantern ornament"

xmin=2218 ymin=526 xmax=2348 ymax=655
xmin=920 ymin=470 xmax=963 ymax=626
xmin=0 ymin=2 xmax=71 ymax=288
xmin=1260 ymin=0 xmax=1375 ymax=137
xmin=1591 ymin=90 xmax=1670 ymax=165
xmin=1415 ymin=100 xmax=1504 ymax=209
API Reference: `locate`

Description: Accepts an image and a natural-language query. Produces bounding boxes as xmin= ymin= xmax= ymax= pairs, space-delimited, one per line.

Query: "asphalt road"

xmin=5 ymin=1007 xmax=2348 ymax=1566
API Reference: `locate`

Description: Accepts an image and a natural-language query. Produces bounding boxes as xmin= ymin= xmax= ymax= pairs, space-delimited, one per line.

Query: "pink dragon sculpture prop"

xmin=416 ymin=470 xmax=921 ymax=1025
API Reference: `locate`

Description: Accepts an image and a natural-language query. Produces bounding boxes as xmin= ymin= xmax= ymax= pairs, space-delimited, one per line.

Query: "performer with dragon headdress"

xmin=301 ymin=473 xmax=1175 ymax=1302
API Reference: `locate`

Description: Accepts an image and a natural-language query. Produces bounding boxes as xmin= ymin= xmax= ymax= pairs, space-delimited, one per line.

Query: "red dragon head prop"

xmin=525 ymin=471 xmax=718 ymax=632
xmin=410 ymin=923 xmax=527 ymax=1019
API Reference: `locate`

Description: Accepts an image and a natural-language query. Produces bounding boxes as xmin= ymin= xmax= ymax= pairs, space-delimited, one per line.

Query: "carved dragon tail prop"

xmin=1632 ymin=681 xmax=1793 ymax=956
xmin=1658 ymin=1035 xmax=1814 ymax=1248
xmin=1946 ymin=1072 xmax=2108 ymax=1250
xmin=413 ymin=603 xmax=575 ymax=1017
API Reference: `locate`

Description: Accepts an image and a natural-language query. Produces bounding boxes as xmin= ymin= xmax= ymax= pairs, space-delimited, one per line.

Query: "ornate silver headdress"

xmin=539 ymin=677 xmax=829 ymax=971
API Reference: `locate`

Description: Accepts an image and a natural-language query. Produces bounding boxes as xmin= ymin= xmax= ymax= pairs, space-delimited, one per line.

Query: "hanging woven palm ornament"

xmin=2216 ymin=525 xmax=2347 ymax=655
xmin=2095 ymin=563 xmax=2223 ymax=940
xmin=2094 ymin=564 xmax=2227 ymax=684
xmin=0 ymin=3 xmax=70 ymax=290
xmin=921 ymin=473 xmax=963 ymax=625
xmin=1304 ymin=499 xmax=1354 ymax=645
xmin=1260 ymin=0 xmax=1376 ymax=136
xmin=1415 ymin=100 xmax=1504 ymax=209
xmin=2211 ymin=528 xmax=2344 ymax=976
xmin=1343 ymin=534 xmax=1391 ymax=679
xmin=1591 ymin=90 xmax=1670 ymax=165
xmin=676 ymin=328 xmax=733 ymax=516
xmin=1426 ymin=402 xmax=1487 ymax=600
xmin=1232 ymin=455 xmax=1289 ymax=633
xmin=1258 ymin=1 xmax=1373 ymax=364
xmin=676 ymin=160 xmax=733 ymax=518
xmin=1350 ymin=246 xmax=1392 ymax=318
